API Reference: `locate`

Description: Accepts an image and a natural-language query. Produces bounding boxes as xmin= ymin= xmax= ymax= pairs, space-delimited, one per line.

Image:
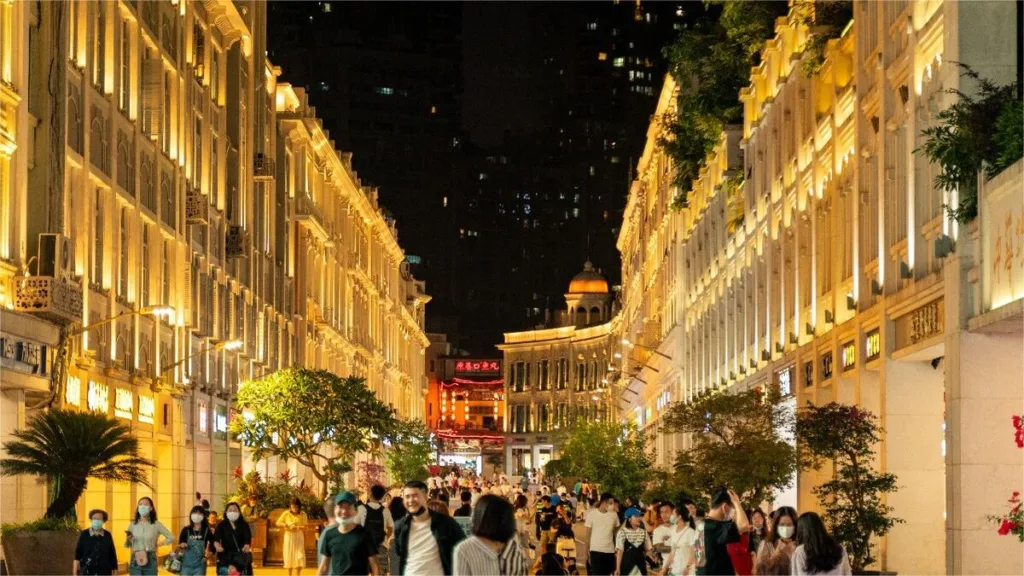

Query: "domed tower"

xmin=565 ymin=261 xmax=612 ymax=327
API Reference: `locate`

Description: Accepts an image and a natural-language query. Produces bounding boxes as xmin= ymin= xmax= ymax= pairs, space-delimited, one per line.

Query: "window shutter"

xmin=141 ymin=58 xmax=162 ymax=140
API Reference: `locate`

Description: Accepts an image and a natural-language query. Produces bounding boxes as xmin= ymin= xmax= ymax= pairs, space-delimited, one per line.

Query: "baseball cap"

xmin=624 ymin=507 xmax=643 ymax=519
xmin=335 ymin=491 xmax=358 ymax=506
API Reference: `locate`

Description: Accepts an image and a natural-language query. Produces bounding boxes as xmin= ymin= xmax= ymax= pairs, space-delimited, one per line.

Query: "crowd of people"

xmin=71 ymin=470 xmax=853 ymax=576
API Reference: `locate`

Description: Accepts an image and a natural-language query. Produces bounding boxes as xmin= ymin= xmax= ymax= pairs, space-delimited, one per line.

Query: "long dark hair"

xmin=133 ymin=497 xmax=157 ymax=524
xmin=676 ymin=502 xmax=695 ymax=529
xmin=471 ymin=495 xmax=517 ymax=543
xmin=796 ymin=512 xmax=843 ymax=574
xmin=764 ymin=506 xmax=797 ymax=546
xmin=223 ymin=502 xmax=249 ymax=528
xmin=188 ymin=505 xmax=210 ymax=533
xmin=389 ymin=494 xmax=408 ymax=522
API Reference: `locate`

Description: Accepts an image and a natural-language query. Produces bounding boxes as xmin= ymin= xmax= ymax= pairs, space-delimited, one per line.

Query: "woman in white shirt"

xmin=790 ymin=512 xmax=851 ymax=576
xmin=125 ymin=496 xmax=175 ymax=575
xmin=659 ymin=506 xmax=698 ymax=576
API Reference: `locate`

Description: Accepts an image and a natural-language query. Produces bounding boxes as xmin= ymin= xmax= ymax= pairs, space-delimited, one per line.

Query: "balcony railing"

xmin=13 ymin=275 xmax=84 ymax=325
xmin=253 ymin=153 xmax=275 ymax=182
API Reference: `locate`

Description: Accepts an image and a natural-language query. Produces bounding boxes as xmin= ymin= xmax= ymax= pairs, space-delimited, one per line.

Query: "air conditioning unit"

xmin=13 ymin=234 xmax=83 ymax=324
xmin=186 ymin=190 xmax=209 ymax=225
xmin=226 ymin=226 xmax=250 ymax=258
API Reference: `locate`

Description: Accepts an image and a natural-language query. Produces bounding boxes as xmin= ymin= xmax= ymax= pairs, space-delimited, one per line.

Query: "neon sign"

xmin=114 ymin=389 xmax=133 ymax=420
xmin=455 ymin=360 xmax=500 ymax=373
xmin=65 ymin=376 xmax=81 ymax=407
xmin=87 ymin=381 xmax=109 ymax=413
xmin=865 ymin=330 xmax=881 ymax=362
xmin=841 ymin=341 xmax=856 ymax=371
xmin=138 ymin=395 xmax=155 ymax=424
xmin=778 ymin=368 xmax=793 ymax=397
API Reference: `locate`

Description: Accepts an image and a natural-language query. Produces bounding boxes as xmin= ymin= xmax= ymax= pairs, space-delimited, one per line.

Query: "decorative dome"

xmin=568 ymin=261 xmax=609 ymax=294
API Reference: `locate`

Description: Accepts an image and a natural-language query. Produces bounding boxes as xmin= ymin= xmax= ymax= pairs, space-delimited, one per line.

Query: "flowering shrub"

xmin=1013 ymin=415 xmax=1023 ymax=448
xmin=991 ymin=492 xmax=1024 ymax=542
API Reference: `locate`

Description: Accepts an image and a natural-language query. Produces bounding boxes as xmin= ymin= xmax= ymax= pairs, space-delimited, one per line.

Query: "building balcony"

xmin=226 ymin=225 xmax=250 ymax=258
xmin=186 ymin=188 xmax=209 ymax=225
xmin=253 ymin=153 xmax=275 ymax=182
xmin=12 ymin=275 xmax=84 ymax=325
xmin=295 ymin=194 xmax=331 ymax=244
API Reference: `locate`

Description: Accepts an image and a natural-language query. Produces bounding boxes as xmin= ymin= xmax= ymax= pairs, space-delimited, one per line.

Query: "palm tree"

xmin=1 ymin=409 xmax=154 ymax=519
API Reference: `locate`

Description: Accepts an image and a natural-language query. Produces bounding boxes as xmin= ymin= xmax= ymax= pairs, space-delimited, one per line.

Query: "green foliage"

xmin=555 ymin=420 xmax=653 ymax=500
xmin=918 ymin=64 xmax=1022 ymax=223
xmin=383 ymin=419 xmax=436 ymax=485
xmin=722 ymin=175 xmax=746 ymax=233
xmin=231 ymin=369 xmax=397 ymax=496
xmin=661 ymin=386 xmax=798 ymax=509
xmin=641 ymin=467 xmax=700 ymax=507
xmin=661 ymin=2 xmax=788 ymax=205
xmin=797 ymin=403 xmax=903 ymax=572
xmin=0 ymin=516 xmax=80 ymax=536
xmin=230 ymin=469 xmax=327 ymax=520
xmin=792 ymin=1 xmax=853 ymax=77
xmin=0 ymin=409 xmax=154 ymax=519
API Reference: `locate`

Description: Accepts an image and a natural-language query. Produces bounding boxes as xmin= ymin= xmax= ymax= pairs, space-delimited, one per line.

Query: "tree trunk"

xmin=46 ymin=474 xmax=86 ymax=519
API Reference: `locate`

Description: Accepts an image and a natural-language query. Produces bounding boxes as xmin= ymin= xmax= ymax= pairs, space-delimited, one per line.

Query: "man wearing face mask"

xmin=696 ymin=488 xmax=749 ymax=576
xmin=651 ymin=502 xmax=677 ymax=566
xmin=392 ymin=480 xmax=466 ymax=575
xmin=318 ymin=491 xmax=379 ymax=575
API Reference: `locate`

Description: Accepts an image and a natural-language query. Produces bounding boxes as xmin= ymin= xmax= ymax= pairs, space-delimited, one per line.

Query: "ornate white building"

xmin=619 ymin=2 xmax=1023 ymax=574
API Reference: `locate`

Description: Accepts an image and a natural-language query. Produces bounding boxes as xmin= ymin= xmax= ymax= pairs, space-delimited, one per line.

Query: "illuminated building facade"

xmin=0 ymin=0 xmax=429 ymax=557
xmin=620 ymin=2 xmax=1023 ymax=574
xmin=499 ymin=263 xmax=621 ymax=476
xmin=425 ymin=357 xmax=505 ymax=476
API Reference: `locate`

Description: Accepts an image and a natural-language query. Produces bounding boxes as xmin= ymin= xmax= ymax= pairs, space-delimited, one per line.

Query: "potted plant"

xmin=0 ymin=409 xmax=153 ymax=575
xmin=797 ymin=403 xmax=903 ymax=574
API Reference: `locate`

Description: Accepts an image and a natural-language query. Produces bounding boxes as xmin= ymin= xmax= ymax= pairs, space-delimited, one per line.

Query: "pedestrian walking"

xmin=452 ymin=494 xmax=527 ymax=576
xmin=318 ymin=491 xmax=380 ymax=575
xmin=317 ymin=495 xmax=338 ymax=568
xmin=790 ymin=512 xmax=850 ymax=576
xmin=277 ymin=497 xmax=309 ymax=576
xmin=178 ymin=505 xmax=215 ymax=576
xmin=754 ymin=506 xmax=797 ymax=575
xmin=748 ymin=509 xmax=769 ymax=570
xmin=125 ymin=497 xmax=175 ymax=575
xmin=695 ymin=488 xmax=750 ymax=576
xmin=212 ymin=502 xmax=253 ymax=576
xmin=660 ymin=504 xmax=699 ymax=576
xmin=73 ymin=509 xmax=119 ymax=576
xmin=651 ymin=502 xmax=677 ymax=566
xmin=584 ymin=492 xmax=620 ymax=576
xmin=364 ymin=484 xmax=395 ymax=574
xmin=393 ymin=479 xmax=467 ymax=576
xmin=615 ymin=507 xmax=654 ymax=576
xmin=390 ymin=490 xmax=409 ymax=523
xmin=455 ymin=490 xmax=474 ymax=517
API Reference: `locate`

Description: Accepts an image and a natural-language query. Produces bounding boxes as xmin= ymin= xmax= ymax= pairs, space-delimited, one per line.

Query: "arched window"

xmin=68 ymin=89 xmax=83 ymax=154
xmin=117 ymin=136 xmax=133 ymax=192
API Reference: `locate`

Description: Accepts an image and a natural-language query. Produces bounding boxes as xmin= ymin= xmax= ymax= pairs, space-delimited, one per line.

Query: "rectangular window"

xmin=140 ymin=225 xmax=149 ymax=306
xmin=162 ymin=72 xmax=172 ymax=155
xmin=210 ymin=49 xmax=219 ymax=103
xmin=92 ymin=2 xmax=106 ymax=88
xmin=193 ymin=117 xmax=202 ymax=185
xmin=557 ymin=358 xmax=568 ymax=389
xmin=575 ymin=362 xmax=585 ymax=391
xmin=119 ymin=208 xmax=129 ymax=297
xmin=538 ymin=360 xmax=549 ymax=391
xmin=162 ymin=240 xmax=170 ymax=307
xmin=119 ymin=19 xmax=130 ymax=112
xmin=92 ymin=189 xmax=104 ymax=286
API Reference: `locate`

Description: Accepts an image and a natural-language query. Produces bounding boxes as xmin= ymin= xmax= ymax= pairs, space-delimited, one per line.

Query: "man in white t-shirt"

xmin=585 ymin=492 xmax=620 ymax=576
xmin=650 ymin=502 xmax=677 ymax=568
xmin=393 ymin=480 xmax=466 ymax=575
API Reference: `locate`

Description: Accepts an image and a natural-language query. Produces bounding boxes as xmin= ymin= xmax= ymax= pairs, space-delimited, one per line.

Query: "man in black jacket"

xmin=391 ymin=480 xmax=466 ymax=575
xmin=453 ymin=490 xmax=473 ymax=517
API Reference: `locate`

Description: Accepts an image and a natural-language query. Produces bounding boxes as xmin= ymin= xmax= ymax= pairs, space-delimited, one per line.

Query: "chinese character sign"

xmin=454 ymin=359 xmax=501 ymax=374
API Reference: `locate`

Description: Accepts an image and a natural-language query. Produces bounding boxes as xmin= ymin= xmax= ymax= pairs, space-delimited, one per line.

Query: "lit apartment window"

xmin=586 ymin=22 xmax=597 ymax=31
xmin=538 ymin=360 xmax=550 ymax=391
xmin=141 ymin=225 xmax=150 ymax=306
xmin=613 ymin=57 xmax=624 ymax=68
xmin=597 ymin=52 xmax=607 ymax=61
xmin=375 ymin=86 xmax=394 ymax=95
xmin=92 ymin=189 xmax=103 ymax=286
xmin=119 ymin=19 xmax=130 ymax=112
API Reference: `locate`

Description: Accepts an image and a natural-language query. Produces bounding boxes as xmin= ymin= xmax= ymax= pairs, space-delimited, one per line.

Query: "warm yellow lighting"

xmin=221 ymin=339 xmax=243 ymax=351
xmin=142 ymin=305 xmax=175 ymax=318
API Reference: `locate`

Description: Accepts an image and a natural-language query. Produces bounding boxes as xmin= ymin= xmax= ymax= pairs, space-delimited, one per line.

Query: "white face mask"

xmin=777 ymin=525 xmax=794 ymax=539
xmin=696 ymin=521 xmax=705 ymax=530
xmin=336 ymin=514 xmax=358 ymax=526
xmin=191 ymin=513 xmax=205 ymax=523
xmin=226 ymin=511 xmax=240 ymax=522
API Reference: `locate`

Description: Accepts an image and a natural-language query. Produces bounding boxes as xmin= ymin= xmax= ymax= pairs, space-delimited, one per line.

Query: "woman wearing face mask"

xmin=658 ymin=504 xmax=699 ymax=576
xmin=178 ymin=505 xmax=215 ymax=576
xmin=276 ymin=497 xmax=308 ymax=576
xmin=753 ymin=507 xmax=797 ymax=575
xmin=125 ymin=497 xmax=175 ymax=575
xmin=616 ymin=507 xmax=655 ymax=576
xmin=213 ymin=502 xmax=252 ymax=576
xmin=73 ymin=509 xmax=119 ymax=576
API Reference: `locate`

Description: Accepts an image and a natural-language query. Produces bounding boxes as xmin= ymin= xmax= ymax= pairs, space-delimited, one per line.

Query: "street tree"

xmin=797 ymin=402 xmax=902 ymax=572
xmin=1 ymin=409 xmax=154 ymax=519
xmin=232 ymin=368 xmax=397 ymax=497
xmin=661 ymin=386 xmax=798 ymax=508
xmin=556 ymin=420 xmax=653 ymax=500
xmin=383 ymin=418 xmax=436 ymax=484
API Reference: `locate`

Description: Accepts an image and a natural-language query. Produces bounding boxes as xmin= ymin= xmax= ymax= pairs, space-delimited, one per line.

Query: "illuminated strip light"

xmin=433 ymin=428 xmax=506 ymax=441
xmin=447 ymin=378 xmax=505 ymax=386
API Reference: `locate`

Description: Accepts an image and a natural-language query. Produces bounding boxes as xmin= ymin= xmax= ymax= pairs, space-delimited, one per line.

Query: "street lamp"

xmin=38 ymin=305 xmax=176 ymax=409
xmin=152 ymin=339 xmax=243 ymax=394
xmin=621 ymin=338 xmax=672 ymax=361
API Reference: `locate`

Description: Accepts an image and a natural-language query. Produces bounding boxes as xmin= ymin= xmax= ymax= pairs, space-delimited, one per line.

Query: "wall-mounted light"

xmin=846 ymin=293 xmax=857 ymax=310
xmin=790 ymin=332 xmax=799 ymax=344
xmin=871 ymin=279 xmax=883 ymax=295
xmin=824 ymin=310 xmax=834 ymax=324
xmin=934 ymin=235 xmax=955 ymax=259
xmin=806 ymin=323 xmax=815 ymax=336
xmin=899 ymin=261 xmax=913 ymax=279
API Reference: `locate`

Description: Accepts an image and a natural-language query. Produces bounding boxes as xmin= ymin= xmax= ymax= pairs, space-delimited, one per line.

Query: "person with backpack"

xmin=364 ymin=484 xmax=395 ymax=574
xmin=695 ymin=488 xmax=750 ymax=576
xmin=276 ymin=497 xmax=308 ymax=576
xmin=178 ymin=505 xmax=216 ymax=576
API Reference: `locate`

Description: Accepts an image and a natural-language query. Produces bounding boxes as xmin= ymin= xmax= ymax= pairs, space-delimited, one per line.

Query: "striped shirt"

xmin=453 ymin=536 xmax=527 ymax=576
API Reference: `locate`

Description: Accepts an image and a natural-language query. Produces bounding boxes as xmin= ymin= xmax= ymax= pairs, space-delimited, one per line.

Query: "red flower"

xmin=998 ymin=520 xmax=1014 ymax=535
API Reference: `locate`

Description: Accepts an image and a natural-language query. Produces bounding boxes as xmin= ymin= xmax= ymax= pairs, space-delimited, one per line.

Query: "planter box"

xmin=1 ymin=530 xmax=79 ymax=576
xmin=250 ymin=518 xmax=268 ymax=567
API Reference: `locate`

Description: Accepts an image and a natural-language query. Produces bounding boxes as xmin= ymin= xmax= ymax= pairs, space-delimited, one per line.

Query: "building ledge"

xmin=968 ymin=299 xmax=1024 ymax=334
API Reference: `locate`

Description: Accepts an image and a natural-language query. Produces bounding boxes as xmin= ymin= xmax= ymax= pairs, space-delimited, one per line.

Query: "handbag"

xmin=134 ymin=549 xmax=150 ymax=567
xmin=164 ymin=550 xmax=183 ymax=574
xmin=229 ymin=529 xmax=253 ymax=570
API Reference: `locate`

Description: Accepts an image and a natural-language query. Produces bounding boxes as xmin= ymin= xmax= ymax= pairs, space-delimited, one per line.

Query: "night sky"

xmin=268 ymin=1 xmax=682 ymax=352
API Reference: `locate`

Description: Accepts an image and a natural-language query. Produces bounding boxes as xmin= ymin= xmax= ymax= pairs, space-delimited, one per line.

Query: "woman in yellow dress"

xmin=276 ymin=497 xmax=308 ymax=576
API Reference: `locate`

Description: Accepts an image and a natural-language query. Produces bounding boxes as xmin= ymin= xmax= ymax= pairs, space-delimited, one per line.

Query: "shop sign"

xmin=138 ymin=395 xmax=155 ymax=424
xmin=455 ymin=360 xmax=501 ymax=374
xmin=803 ymin=361 xmax=814 ymax=388
xmin=198 ymin=402 xmax=208 ymax=433
xmin=87 ymin=381 xmax=109 ymax=413
xmin=114 ymin=389 xmax=133 ymax=420
xmin=894 ymin=299 xmax=944 ymax=350
xmin=821 ymin=352 xmax=833 ymax=380
xmin=777 ymin=368 xmax=793 ymax=397
xmin=214 ymin=406 xmax=228 ymax=438
xmin=865 ymin=329 xmax=881 ymax=362
xmin=984 ymin=172 xmax=1024 ymax=309
xmin=841 ymin=341 xmax=856 ymax=371
xmin=65 ymin=376 xmax=82 ymax=407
